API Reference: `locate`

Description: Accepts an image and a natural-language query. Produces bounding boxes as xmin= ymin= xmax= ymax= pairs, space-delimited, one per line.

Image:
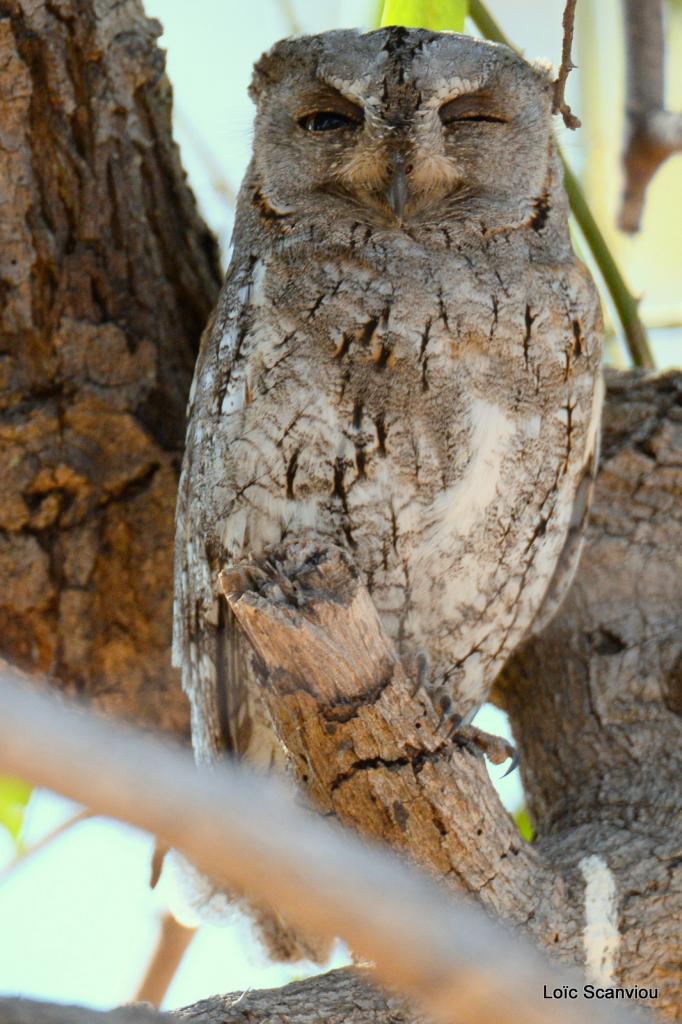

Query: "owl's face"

xmin=248 ymin=28 xmax=554 ymax=233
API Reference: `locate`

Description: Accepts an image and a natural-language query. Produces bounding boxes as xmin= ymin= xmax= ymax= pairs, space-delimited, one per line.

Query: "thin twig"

xmin=277 ymin=0 xmax=302 ymax=35
xmin=552 ymin=0 xmax=581 ymax=129
xmin=0 ymin=668 xmax=641 ymax=1024
xmin=468 ymin=0 xmax=655 ymax=369
xmin=134 ymin=912 xmax=197 ymax=1007
xmin=0 ymin=808 xmax=93 ymax=884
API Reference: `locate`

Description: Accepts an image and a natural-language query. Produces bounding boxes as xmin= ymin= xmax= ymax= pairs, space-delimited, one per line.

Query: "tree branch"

xmin=173 ymin=969 xmax=425 ymax=1024
xmin=619 ymin=0 xmax=682 ymax=232
xmin=0 ymin=670 xmax=643 ymax=1024
xmin=0 ymin=972 xmax=422 ymax=1024
xmin=0 ymin=999 xmax=166 ymax=1024
xmin=133 ymin=913 xmax=197 ymax=1008
xmin=552 ymin=0 xmax=581 ymax=129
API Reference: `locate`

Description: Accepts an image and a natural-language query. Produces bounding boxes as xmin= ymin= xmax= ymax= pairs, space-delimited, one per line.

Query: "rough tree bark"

xmin=0 ymin=975 xmax=417 ymax=1024
xmin=0 ymin=972 xmax=426 ymax=1024
xmin=0 ymin=1 xmax=679 ymax=1022
xmin=0 ymin=0 xmax=221 ymax=732
xmin=173 ymin=971 xmax=429 ymax=1024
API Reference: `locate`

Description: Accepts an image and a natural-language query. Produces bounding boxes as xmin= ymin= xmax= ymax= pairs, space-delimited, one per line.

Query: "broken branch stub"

xmin=219 ymin=541 xmax=405 ymax=708
xmin=219 ymin=540 xmax=543 ymax=929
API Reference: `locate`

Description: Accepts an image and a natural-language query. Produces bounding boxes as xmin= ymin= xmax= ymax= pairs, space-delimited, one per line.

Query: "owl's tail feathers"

xmin=172 ymin=528 xmax=229 ymax=762
xmin=168 ymin=851 xmax=333 ymax=964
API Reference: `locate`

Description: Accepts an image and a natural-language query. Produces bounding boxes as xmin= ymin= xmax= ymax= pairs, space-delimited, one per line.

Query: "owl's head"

xmin=247 ymin=28 xmax=556 ymax=234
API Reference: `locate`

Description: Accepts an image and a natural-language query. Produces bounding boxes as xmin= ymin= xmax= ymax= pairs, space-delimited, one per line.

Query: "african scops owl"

xmin=173 ymin=24 xmax=603 ymax=920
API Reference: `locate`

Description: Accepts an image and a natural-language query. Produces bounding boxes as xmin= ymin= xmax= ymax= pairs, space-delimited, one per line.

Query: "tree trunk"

xmin=0 ymin=0 xmax=221 ymax=733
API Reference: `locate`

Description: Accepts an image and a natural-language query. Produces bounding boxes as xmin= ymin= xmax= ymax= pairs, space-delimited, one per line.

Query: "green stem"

xmin=468 ymin=0 xmax=655 ymax=369
xmin=468 ymin=0 xmax=505 ymax=42
xmin=560 ymin=157 xmax=654 ymax=368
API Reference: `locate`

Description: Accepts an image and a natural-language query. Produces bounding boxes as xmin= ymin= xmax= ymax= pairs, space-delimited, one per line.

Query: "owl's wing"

xmin=172 ymin=294 xmax=331 ymax=962
xmin=527 ymin=376 xmax=604 ymax=638
xmin=172 ymin=280 xmax=259 ymax=766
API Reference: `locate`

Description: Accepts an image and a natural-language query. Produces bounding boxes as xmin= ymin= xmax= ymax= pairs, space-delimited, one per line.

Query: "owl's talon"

xmin=501 ymin=747 xmax=521 ymax=777
xmin=437 ymin=708 xmax=460 ymax=736
xmin=450 ymin=723 xmax=519 ymax=774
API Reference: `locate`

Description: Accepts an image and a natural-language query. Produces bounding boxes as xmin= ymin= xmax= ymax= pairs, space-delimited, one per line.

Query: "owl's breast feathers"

xmin=174 ymin=229 xmax=602 ymax=756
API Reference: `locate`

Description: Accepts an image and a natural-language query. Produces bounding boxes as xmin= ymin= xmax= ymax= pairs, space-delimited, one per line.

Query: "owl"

xmin=173 ymin=27 xmax=602 ymax=953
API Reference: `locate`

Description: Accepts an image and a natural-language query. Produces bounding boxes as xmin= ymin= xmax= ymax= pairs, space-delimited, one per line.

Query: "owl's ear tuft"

xmin=249 ymin=39 xmax=315 ymax=103
xmin=249 ymin=48 xmax=280 ymax=103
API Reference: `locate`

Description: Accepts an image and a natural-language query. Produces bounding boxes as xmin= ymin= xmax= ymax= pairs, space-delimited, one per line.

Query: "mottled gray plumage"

xmin=173 ymin=26 xmax=602 ymax=955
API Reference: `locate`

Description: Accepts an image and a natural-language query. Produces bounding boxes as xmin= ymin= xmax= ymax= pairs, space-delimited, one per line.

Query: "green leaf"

xmin=0 ymin=775 xmax=32 ymax=843
xmin=514 ymin=808 xmax=534 ymax=843
xmin=379 ymin=0 xmax=469 ymax=32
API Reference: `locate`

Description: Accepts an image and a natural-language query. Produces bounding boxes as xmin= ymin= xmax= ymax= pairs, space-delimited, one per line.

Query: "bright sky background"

xmin=0 ymin=0 xmax=679 ymax=1015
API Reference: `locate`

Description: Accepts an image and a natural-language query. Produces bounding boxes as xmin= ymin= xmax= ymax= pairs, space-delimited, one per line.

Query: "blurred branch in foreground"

xmin=0 ymin=669 xmax=640 ymax=1024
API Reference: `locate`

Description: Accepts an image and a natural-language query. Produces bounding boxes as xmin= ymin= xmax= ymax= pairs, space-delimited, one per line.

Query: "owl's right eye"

xmin=298 ymin=110 xmax=362 ymax=132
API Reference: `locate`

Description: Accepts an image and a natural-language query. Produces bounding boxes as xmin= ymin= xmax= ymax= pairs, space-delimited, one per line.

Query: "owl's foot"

xmin=450 ymin=722 xmax=519 ymax=776
xmin=413 ymin=654 xmax=518 ymax=774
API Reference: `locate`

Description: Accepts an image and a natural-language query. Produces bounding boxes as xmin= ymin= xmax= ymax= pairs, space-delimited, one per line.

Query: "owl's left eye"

xmin=298 ymin=110 xmax=362 ymax=132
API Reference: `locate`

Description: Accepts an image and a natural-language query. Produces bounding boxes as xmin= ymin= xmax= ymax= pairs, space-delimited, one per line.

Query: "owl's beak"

xmin=386 ymin=157 xmax=410 ymax=222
